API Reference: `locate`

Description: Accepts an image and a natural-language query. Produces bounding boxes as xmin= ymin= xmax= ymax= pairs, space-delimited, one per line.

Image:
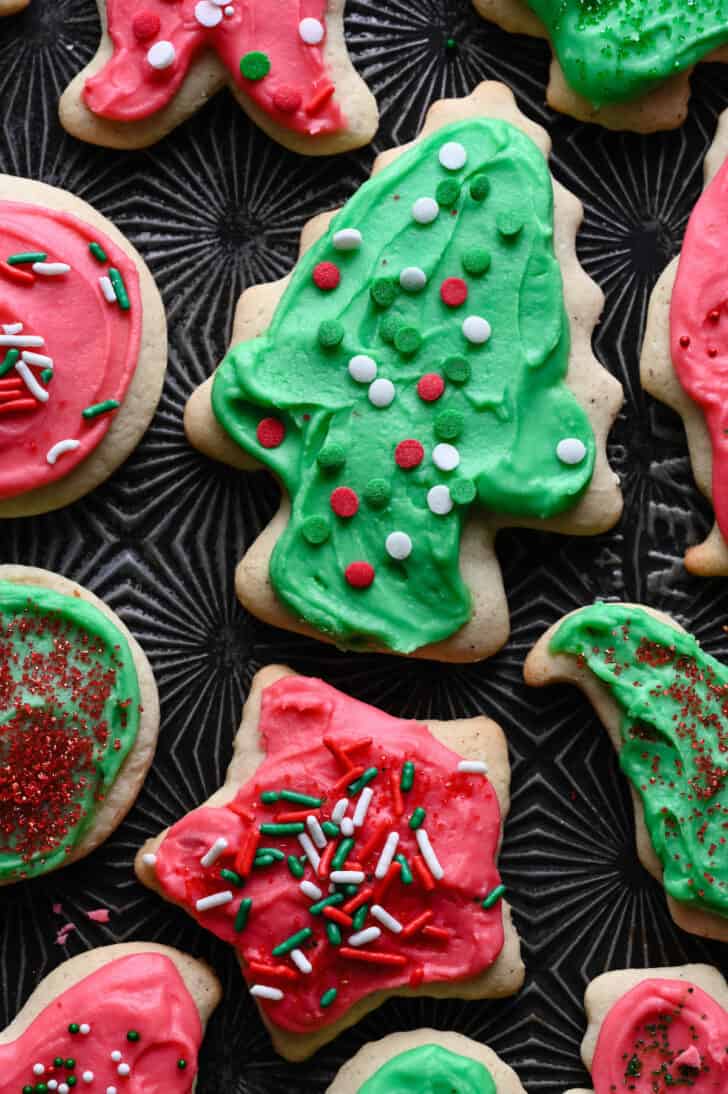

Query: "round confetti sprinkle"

xmin=556 ymin=437 xmax=587 ymax=465
xmin=312 ymin=262 xmax=341 ymax=291
xmin=195 ymin=0 xmax=223 ymax=26
xmin=299 ymin=16 xmax=325 ymax=43
xmin=348 ymin=354 xmax=377 ymax=383
xmin=369 ymin=378 xmax=395 ymax=407
xmin=317 ymin=443 xmax=346 ymax=471
xmin=394 ymin=326 xmax=422 ymax=356
xmin=412 ymin=197 xmax=439 ymax=224
xmin=79 ymin=1025 xmax=90 ymax=1036
xmin=345 ymin=561 xmax=375 ymax=588
xmin=147 ymin=41 xmax=176 ymax=69
xmin=462 ymin=316 xmax=491 ymax=344
xmin=370 ymin=277 xmax=398 ymax=308
xmin=439 ymin=141 xmax=468 ymax=170
xmin=470 ymin=174 xmax=490 ymax=201
xmin=462 ymin=246 xmax=491 ymax=277
xmin=240 ymin=51 xmax=271 ymax=81
xmin=273 ymin=86 xmax=303 ymax=113
xmin=303 ymin=516 xmax=331 ymax=545
xmin=399 ymin=267 xmax=427 ymax=292
xmin=417 ymin=373 xmax=445 ymax=402
xmin=110 ymin=1053 xmax=122 ymax=1064
xmin=330 ymin=487 xmax=359 ymax=518
xmin=256 ymin=417 xmax=286 ymax=448
xmin=386 ymin=531 xmax=412 ymax=560
xmin=379 ymin=313 xmax=402 ymax=344
xmin=433 ymin=442 xmax=460 ymax=471
xmin=450 ymin=478 xmax=476 ymax=505
xmin=132 ymin=11 xmax=160 ymax=39
xmin=364 ymin=478 xmax=391 ymax=508
xmin=436 ymin=178 xmax=460 ymax=207
xmin=497 ymin=212 xmax=524 ymax=237
xmin=427 ymin=484 xmax=453 ymax=515
xmin=434 ymin=409 xmax=464 ymax=441
xmin=443 ymin=355 xmax=471 ymax=383
xmin=440 ymin=277 xmax=468 ymax=308
xmin=333 ymin=228 xmax=362 ymax=251
xmin=82 ymin=1073 xmax=94 ymax=1084
xmin=395 ymin=439 xmax=424 ymax=469
xmin=318 ymin=319 xmax=345 ymax=347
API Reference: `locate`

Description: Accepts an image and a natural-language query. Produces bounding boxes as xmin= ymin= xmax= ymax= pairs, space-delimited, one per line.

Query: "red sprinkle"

xmin=257 ymin=417 xmax=286 ymax=448
xmin=416 ymin=374 xmax=445 ymax=402
xmin=345 ymin=561 xmax=374 ymax=588
xmin=389 ymin=769 xmax=404 ymax=817
xmin=331 ymin=765 xmax=364 ymax=796
xmin=339 ymin=947 xmax=407 ymax=967
xmin=422 ymin=924 xmax=451 ymax=942
xmin=440 ymin=277 xmax=468 ymax=308
xmin=356 ymin=821 xmax=388 ymax=865
xmin=236 ymin=829 xmax=260 ymax=877
xmin=413 ymin=853 xmax=436 ymax=891
xmin=312 ymin=262 xmax=341 ymax=291
xmin=322 ymin=906 xmax=353 ymax=928
xmin=306 ymin=83 xmax=335 ymax=114
xmin=248 ymin=962 xmax=299 ymax=982
xmin=679 ymin=335 xmax=691 ymax=348
xmin=324 ymin=736 xmax=354 ymax=772
xmin=318 ymin=840 xmax=337 ymax=879
xmin=273 ymin=86 xmax=303 ymax=113
xmin=394 ymin=439 xmax=424 ymax=469
xmin=401 ymin=909 xmax=433 ymax=938
xmin=274 ymin=810 xmax=316 ymax=823
xmin=373 ymin=860 xmax=401 ymax=902
xmin=132 ymin=10 xmax=161 ymax=40
xmin=331 ymin=487 xmax=359 ymax=518
xmin=343 ymin=886 xmax=374 ymax=915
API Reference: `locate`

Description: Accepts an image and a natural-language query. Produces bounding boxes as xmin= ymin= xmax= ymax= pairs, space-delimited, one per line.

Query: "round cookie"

xmin=0 ymin=0 xmax=29 ymax=13
xmin=0 ymin=176 xmax=166 ymax=517
xmin=0 ymin=564 xmax=160 ymax=884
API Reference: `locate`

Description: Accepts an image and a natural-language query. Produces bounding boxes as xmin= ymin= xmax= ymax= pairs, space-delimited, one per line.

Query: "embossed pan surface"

xmin=1 ymin=2 xmax=727 ymax=1091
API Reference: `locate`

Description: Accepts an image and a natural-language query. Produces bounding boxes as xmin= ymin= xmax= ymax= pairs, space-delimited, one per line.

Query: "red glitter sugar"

xmin=330 ymin=487 xmax=359 ymax=518
xmin=416 ymin=374 xmax=445 ymax=403
xmin=132 ymin=11 xmax=161 ymax=40
xmin=394 ymin=439 xmax=424 ymax=469
xmin=312 ymin=262 xmax=341 ymax=291
xmin=273 ymin=86 xmax=303 ymax=113
xmin=345 ymin=561 xmax=375 ymax=588
xmin=440 ymin=277 xmax=468 ymax=308
xmin=256 ymin=418 xmax=286 ymax=448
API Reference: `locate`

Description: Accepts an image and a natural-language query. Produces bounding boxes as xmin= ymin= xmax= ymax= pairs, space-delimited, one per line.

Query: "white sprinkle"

xmin=147 ymin=40 xmax=176 ymax=69
xmin=556 ymin=437 xmax=587 ymax=465
xmin=370 ymin=904 xmax=403 ymax=933
xmin=2 ymin=322 xmax=22 ymax=334
xmin=110 ymin=1051 xmax=122 ymax=1062
xmin=21 ymin=350 xmax=53 ymax=369
xmin=299 ymin=16 xmax=325 ymax=43
xmin=16 ymin=359 xmax=49 ymax=402
xmin=80 ymin=1023 xmax=90 ymax=1035
xmin=458 ymin=760 xmax=488 ymax=774
xmin=100 ymin=275 xmax=116 ymax=303
xmin=340 ymin=817 xmax=354 ymax=837
xmin=46 ymin=439 xmax=81 ymax=465
xmin=297 ymin=832 xmax=321 ymax=872
xmin=348 ymin=926 xmax=381 ymax=947
xmin=374 ymin=831 xmax=399 ymax=878
xmin=224 ymin=4 xmax=233 ymax=13
xmin=439 ymin=141 xmax=468 ymax=170
xmin=462 ymin=315 xmax=491 ymax=344
xmin=300 ymin=879 xmax=323 ymax=901
xmin=290 ymin=948 xmax=312 ymax=974
xmin=427 ymin=484 xmax=453 ymax=515
xmin=352 ymin=785 xmax=374 ymax=828
xmin=48 ymin=1083 xmax=58 ymax=1092
xmin=433 ymin=442 xmax=460 ymax=472
xmin=416 ymin=828 xmax=444 ymax=880
xmin=250 ymin=984 xmax=284 ymax=1001
xmin=0 ymin=334 xmax=44 ymax=347
xmin=195 ymin=0 xmax=223 ymax=26
xmin=331 ymin=798 xmax=349 ymax=824
xmin=333 ymin=228 xmax=362 ymax=251
xmin=82 ymin=1072 xmax=94 ymax=1084
xmin=34 ymin=1065 xmax=45 ymax=1076
xmin=200 ymin=836 xmax=228 ymax=867
xmin=142 ymin=852 xmax=157 ymax=867
xmin=116 ymin=1064 xmax=130 ymax=1077
xmin=368 ymin=377 xmax=395 ymax=408
xmin=195 ymin=890 xmax=233 ymax=912
xmin=348 ymin=354 xmax=377 ymax=383
xmin=399 ymin=266 xmax=427 ymax=292
xmin=306 ymin=814 xmax=327 ymax=849
xmin=385 ymin=531 xmax=412 ymax=561
xmin=330 ymin=870 xmax=365 ymax=884
xmin=33 ymin=262 xmax=70 ymax=276
xmin=412 ymin=197 xmax=439 ymax=224
xmin=107 ymin=1088 xmax=117 ymax=1094
xmin=59 ymin=1086 xmax=69 ymax=1094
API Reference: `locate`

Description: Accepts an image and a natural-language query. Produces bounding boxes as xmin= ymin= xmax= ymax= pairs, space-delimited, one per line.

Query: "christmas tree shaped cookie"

xmin=185 ymin=82 xmax=623 ymax=662
xmin=136 ymin=665 xmax=524 ymax=1059
xmin=526 ymin=601 xmax=728 ymax=943
xmin=478 ymin=0 xmax=728 ymax=131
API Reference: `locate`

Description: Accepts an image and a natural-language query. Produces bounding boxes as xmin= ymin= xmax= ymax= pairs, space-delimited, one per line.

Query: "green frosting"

xmin=0 ymin=580 xmax=141 ymax=880
xmin=526 ymin=0 xmax=728 ymax=106
xmin=213 ymin=118 xmax=595 ymax=654
xmin=550 ymin=602 xmax=728 ymax=918
xmin=357 ymin=1044 xmax=497 ymax=1094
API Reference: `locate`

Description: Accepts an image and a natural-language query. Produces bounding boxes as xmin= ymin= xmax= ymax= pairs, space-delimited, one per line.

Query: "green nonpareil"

xmin=356 ymin=1043 xmax=497 ymax=1093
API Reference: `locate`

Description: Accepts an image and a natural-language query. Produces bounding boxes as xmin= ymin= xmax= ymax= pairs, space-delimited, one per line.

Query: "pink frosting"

xmin=671 ymin=157 xmax=728 ymax=542
xmin=592 ymin=978 xmax=728 ymax=1093
xmin=0 ymin=954 xmax=203 ymax=1091
xmin=154 ymin=675 xmax=505 ymax=1034
xmin=84 ymin=0 xmax=345 ymax=137
xmin=0 ymin=201 xmax=141 ymax=500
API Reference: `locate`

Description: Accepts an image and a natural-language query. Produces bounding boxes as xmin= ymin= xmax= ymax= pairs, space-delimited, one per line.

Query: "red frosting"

xmin=0 ymin=201 xmax=141 ymax=501
xmin=0 ymin=954 xmax=203 ymax=1092
xmin=83 ymin=0 xmax=345 ymax=138
xmin=154 ymin=675 xmax=505 ymax=1034
xmin=592 ymin=978 xmax=728 ymax=1093
xmin=671 ymin=157 xmax=728 ymax=543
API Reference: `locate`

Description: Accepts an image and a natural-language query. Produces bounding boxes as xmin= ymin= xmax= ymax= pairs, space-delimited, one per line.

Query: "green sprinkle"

xmin=370 ymin=277 xmax=398 ymax=308
xmin=400 ymin=761 xmax=415 ymax=792
xmin=0 ymin=348 xmax=19 ymax=377
xmin=234 ymin=897 xmax=252 ymax=931
xmin=348 ymin=766 xmax=378 ymax=795
xmin=82 ymin=398 xmax=120 ymax=419
xmin=220 ymin=867 xmax=244 ymax=886
xmin=326 ymin=920 xmax=342 ymax=946
xmin=332 ymin=837 xmax=354 ymax=870
xmin=54 ymin=1059 xmax=63 ymax=1069
xmin=287 ymin=855 xmax=305 ymax=878
xmin=126 ymin=1030 xmax=140 ymax=1043
xmin=67 ymin=1080 xmax=77 ymax=1089
xmin=443 ymin=355 xmax=471 ymax=384
xmin=317 ymin=442 xmax=346 ymax=471
xmin=88 ymin=241 xmax=108 ymax=263
xmin=7 ymin=251 xmax=46 ymax=265
xmin=40 ymin=368 xmax=53 ymax=384
xmin=280 ymin=790 xmax=323 ymax=807
xmin=35 ymin=1085 xmax=47 ymax=1094
xmin=462 ymin=246 xmax=491 ymax=276
xmin=240 ymin=50 xmax=271 ymax=80
xmin=272 ymin=927 xmax=312 ymax=956
xmin=352 ymin=903 xmax=369 ymax=930
xmin=309 ymin=893 xmax=344 ymax=915
xmin=65 ymin=1060 xmax=75 ymax=1070
xmin=363 ymin=478 xmax=390 ymax=509
xmin=394 ymin=325 xmax=422 ymax=357
xmin=469 ymin=174 xmax=490 ymax=201
xmin=254 ymin=849 xmax=285 ymax=867
xmin=409 ymin=807 xmax=426 ymax=829
xmin=318 ymin=319 xmax=344 ymax=348
xmin=436 ymin=178 xmax=460 ymax=207
xmin=481 ymin=883 xmax=506 ymax=909
xmin=302 ymin=516 xmax=330 ymax=545
xmin=67 ymin=1024 xmax=79 ymax=1035
xmin=450 ymin=478 xmax=477 ymax=506
xmin=497 ymin=212 xmax=523 ymax=238
xmin=395 ymin=853 xmax=413 ymax=884
xmin=322 ymin=821 xmax=339 ymax=838
xmin=177 ymin=1059 xmax=188 ymax=1071
xmin=320 ymin=987 xmax=338 ymax=1008
xmin=24 ymin=1086 xmax=33 ymax=1093
xmin=434 ymin=409 xmax=464 ymax=441
xmin=341 ymin=883 xmax=359 ymax=896
xmin=260 ymin=790 xmax=280 ymax=803
xmin=379 ymin=312 xmax=402 ymax=344
xmin=108 ymin=267 xmax=130 ymax=310
xmin=260 ymin=822 xmax=305 ymax=836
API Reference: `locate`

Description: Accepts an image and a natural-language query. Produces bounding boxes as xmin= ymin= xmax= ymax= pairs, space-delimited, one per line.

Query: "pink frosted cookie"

xmin=59 ymin=1 xmax=378 ymax=154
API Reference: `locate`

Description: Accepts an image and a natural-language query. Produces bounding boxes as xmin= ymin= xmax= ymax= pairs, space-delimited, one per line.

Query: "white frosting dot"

xmin=462 ymin=315 xmax=491 ymax=344
xmin=33 ymin=1064 xmax=45 ymax=1076
xmin=82 ymin=1073 xmax=94 ymax=1084
xmin=348 ymin=354 xmax=377 ymax=383
xmin=433 ymin=443 xmax=460 ymax=471
xmin=439 ymin=141 xmax=468 ymax=170
xmin=399 ymin=266 xmax=427 ymax=292
xmin=333 ymin=228 xmax=362 ymax=251
xmin=111 ymin=1050 xmax=122 ymax=1063
xmin=80 ymin=1023 xmax=90 ymax=1035
xmin=299 ymin=17 xmax=325 ymax=44
xmin=427 ymin=484 xmax=453 ymax=515
xmin=146 ymin=41 xmax=176 ymax=69
xmin=412 ymin=197 xmax=439 ymax=224
xmin=368 ymin=378 xmax=395 ymax=407
xmin=385 ymin=531 xmax=412 ymax=560
xmin=194 ymin=0 xmax=223 ymax=26
xmin=556 ymin=437 xmax=587 ymax=465
xmin=117 ymin=1064 xmax=131 ymax=1077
